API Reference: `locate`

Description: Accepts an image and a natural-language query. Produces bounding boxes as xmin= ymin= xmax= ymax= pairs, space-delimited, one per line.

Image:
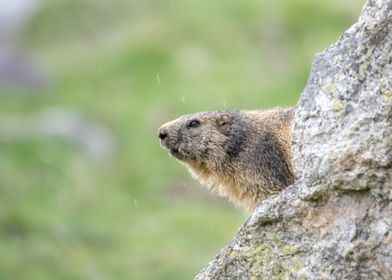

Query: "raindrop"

xmin=155 ymin=72 xmax=161 ymax=84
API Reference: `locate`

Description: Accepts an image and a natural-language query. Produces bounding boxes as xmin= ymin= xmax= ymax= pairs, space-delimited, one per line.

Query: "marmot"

xmin=158 ymin=108 xmax=295 ymax=212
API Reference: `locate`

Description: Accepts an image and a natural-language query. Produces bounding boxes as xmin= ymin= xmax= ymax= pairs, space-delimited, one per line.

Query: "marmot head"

xmin=158 ymin=111 xmax=232 ymax=164
xmin=158 ymin=108 xmax=295 ymax=211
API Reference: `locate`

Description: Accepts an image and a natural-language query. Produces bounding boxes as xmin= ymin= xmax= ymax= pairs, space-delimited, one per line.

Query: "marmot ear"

xmin=217 ymin=114 xmax=230 ymax=127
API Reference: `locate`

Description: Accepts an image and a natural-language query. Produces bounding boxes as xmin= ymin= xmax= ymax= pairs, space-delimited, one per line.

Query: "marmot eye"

xmin=188 ymin=120 xmax=200 ymax=128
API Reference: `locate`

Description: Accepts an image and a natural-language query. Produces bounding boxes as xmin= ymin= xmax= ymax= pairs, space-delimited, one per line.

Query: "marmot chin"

xmin=158 ymin=108 xmax=295 ymax=212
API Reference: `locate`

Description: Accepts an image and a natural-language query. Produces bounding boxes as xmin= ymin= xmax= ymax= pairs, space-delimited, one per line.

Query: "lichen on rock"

xmin=196 ymin=0 xmax=392 ymax=279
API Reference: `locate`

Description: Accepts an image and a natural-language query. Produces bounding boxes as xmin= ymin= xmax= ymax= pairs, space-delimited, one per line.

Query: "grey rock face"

xmin=196 ymin=0 xmax=392 ymax=279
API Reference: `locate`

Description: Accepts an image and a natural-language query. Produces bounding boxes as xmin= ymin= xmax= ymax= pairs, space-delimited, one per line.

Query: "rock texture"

xmin=195 ymin=0 xmax=392 ymax=279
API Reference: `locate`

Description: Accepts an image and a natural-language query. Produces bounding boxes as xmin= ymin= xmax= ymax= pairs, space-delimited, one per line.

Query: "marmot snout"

xmin=158 ymin=108 xmax=295 ymax=212
xmin=158 ymin=111 xmax=230 ymax=161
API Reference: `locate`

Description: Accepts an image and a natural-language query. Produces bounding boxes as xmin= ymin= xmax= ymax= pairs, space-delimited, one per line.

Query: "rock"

xmin=195 ymin=0 xmax=392 ymax=279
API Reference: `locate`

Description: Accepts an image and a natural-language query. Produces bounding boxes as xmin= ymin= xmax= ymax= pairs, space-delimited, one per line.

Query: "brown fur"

xmin=158 ymin=108 xmax=295 ymax=212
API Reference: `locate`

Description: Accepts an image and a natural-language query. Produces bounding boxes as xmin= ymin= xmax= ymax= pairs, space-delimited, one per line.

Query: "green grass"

xmin=0 ymin=0 xmax=363 ymax=279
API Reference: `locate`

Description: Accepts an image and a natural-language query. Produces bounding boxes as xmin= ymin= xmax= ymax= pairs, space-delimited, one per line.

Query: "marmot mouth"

xmin=159 ymin=139 xmax=167 ymax=149
xmin=170 ymin=148 xmax=187 ymax=160
xmin=169 ymin=148 xmax=180 ymax=157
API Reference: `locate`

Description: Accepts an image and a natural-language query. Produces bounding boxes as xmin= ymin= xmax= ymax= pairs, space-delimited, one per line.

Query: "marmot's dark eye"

xmin=188 ymin=120 xmax=200 ymax=128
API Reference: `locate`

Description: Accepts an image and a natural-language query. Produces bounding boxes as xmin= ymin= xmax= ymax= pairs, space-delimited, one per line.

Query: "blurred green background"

xmin=0 ymin=0 xmax=363 ymax=279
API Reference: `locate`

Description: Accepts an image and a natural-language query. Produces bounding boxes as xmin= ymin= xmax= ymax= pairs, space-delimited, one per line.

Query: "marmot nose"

xmin=158 ymin=128 xmax=168 ymax=140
